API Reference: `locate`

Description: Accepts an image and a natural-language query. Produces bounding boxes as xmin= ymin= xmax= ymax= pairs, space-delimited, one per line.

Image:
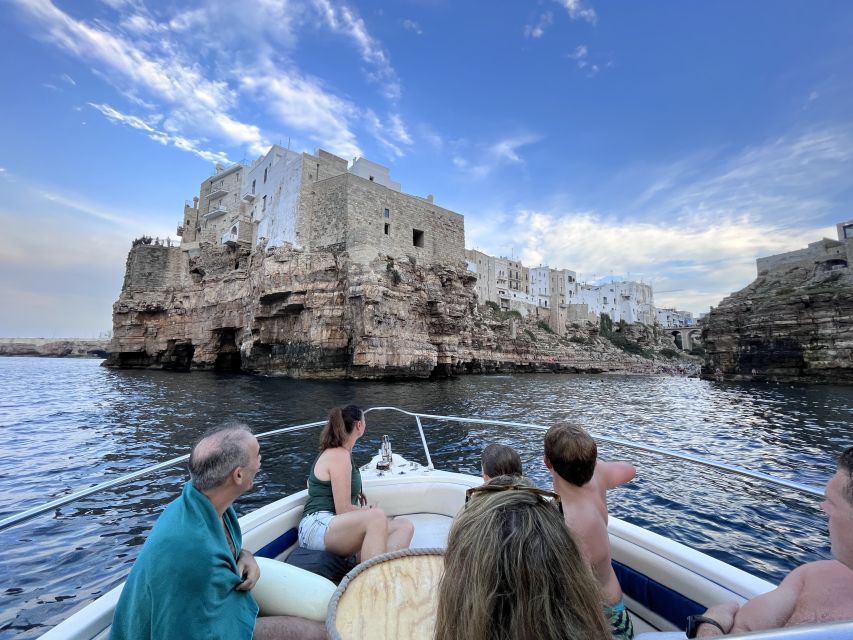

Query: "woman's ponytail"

xmin=319 ymin=405 xmax=363 ymax=450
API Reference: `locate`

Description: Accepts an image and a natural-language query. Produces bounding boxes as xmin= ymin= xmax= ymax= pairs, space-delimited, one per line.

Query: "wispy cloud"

xmin=467 ymin=125 xmax=853 ymax=313
xmin=60 ymin=73 xmax=76 ymax=86
xmin=402 ymin=19 xmax=422 ymax=35
xmin=312 ymin=0 xmax=401 ymax=100
xmin=453 ymin=134 xmax=541 ymax=179
xmin=524 ymin=12 xmax=553 ymax=39
xmin=13 ymin=0 xmax=410 ymax=164
xmin=89 ymin=103 xmax=230 ymax=164
xmin=554 ymin=0 xmax=597 ymax=25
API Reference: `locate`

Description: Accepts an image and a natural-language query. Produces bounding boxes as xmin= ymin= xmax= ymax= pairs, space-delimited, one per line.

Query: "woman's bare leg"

xmin=386 ymin=517 xmax=414 ymax=552
xmin=323 ymin=508 xmax=388 ymax=561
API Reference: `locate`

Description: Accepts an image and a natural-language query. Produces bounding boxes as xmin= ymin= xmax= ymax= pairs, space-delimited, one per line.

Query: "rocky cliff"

xmin=104 ymin=243 xmax=697 ymax=378
xmin=0 ymin=338 xmax=109 ymax=358
xmin=702 ymin=263 xmax=853 ymax=383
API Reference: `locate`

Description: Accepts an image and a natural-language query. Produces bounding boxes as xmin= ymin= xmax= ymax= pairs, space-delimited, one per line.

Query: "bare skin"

xmin=697 ymin=469 xmax=853 ymax=637
xmin=253 ymin=615 xmax=327 ymax=640
xmin=546 ymin=458 xmax=636 ymax=607
xmin=313 ymin=419 xmax=413 ymax=561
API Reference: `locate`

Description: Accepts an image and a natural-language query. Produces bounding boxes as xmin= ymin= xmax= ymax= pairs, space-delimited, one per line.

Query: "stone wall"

xmin=122 ymin=245 xmax=188 ymax=291
xmin=756 ymin=238 xmax=848 ymax=275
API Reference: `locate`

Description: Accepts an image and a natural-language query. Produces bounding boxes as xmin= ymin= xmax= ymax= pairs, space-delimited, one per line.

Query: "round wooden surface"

xmin=328 ymin=550 xmax=444 ymax=640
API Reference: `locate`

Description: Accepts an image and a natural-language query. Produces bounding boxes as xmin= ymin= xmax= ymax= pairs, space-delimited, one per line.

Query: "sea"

xmin=1 ymin=357 xmax=851 ymax=638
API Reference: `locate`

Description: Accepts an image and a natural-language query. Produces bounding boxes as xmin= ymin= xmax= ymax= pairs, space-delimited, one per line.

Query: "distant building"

xmin=755 ymin=218 xmax=852 ymax=276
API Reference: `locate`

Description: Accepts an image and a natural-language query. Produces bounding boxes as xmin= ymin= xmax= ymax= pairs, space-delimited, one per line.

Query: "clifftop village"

xmin=172 ymin=145 xmax=696 ymax=336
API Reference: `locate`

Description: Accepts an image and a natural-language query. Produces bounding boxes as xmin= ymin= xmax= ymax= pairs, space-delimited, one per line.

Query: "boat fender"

xmin=252 ymin=556 xmax=337 ymax=621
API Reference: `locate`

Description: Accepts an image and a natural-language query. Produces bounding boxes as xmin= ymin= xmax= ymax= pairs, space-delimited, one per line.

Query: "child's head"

xmin=544 ymin=423 xmax=597 ymax=486
xmin=481 ymin=443 xmax=523 ymax=481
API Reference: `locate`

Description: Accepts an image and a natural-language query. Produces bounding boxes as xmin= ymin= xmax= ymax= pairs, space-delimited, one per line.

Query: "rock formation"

xmin=702 ymin=263 xmax=853 ymax=383
xmin=104 ymin=243 xmax=697 ymax=378
xmin=0 ymin=338 xmax=109 ymax=358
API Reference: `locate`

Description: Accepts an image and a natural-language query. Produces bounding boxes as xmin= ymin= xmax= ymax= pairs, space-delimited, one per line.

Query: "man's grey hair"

xmin=188 ymin=422 xmax=254 ymax=491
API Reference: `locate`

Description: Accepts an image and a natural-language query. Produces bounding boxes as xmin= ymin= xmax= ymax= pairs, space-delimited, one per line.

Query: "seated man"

xmin=688 ymin=446 xmax=853 ymax=638
xmin=481 ymin=443 xmax=523 ymax=481
xmin=544 ymin=422 xmax=636 ymax=640
xmin=110 ymin=422 xmax=325 ymax=640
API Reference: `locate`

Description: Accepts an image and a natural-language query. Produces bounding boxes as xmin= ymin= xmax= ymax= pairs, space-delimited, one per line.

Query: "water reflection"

xmin=0 ymin=359 xmax=849 ymax=638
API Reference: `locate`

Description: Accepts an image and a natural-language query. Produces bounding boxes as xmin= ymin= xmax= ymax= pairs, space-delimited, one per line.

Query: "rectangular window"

xmin=384 ymin=223 xmax=390 ymax=235
xmin=384 ymin=208 xmax=390 ymax=218
xmin=262 ymin=195 xmax=267 ymax=212
xmin=413 ymin=228 xmax=424 ymax=247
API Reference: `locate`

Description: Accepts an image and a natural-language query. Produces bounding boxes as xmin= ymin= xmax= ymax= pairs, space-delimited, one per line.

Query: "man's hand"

xmin=697 ymin=602 xmax=739 ymax=637
xmin=236 ymin=549 xmax=260 ymax=591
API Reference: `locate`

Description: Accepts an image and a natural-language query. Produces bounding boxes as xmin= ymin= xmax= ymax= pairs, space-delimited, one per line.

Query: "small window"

xmin=262 ymin=195 xmax=267 ymax=212
xmin=384 ymin=208 xmax=390 ymax=218
xmin=413 ymin=228 xmax=424 ymax=247
xmin=384 ymin=223 xmax=390 ymax=235
xmin=263 ymin=167 xmax=268 ymax=183
xmin=251 ymin=179 xmax=256 ymax=194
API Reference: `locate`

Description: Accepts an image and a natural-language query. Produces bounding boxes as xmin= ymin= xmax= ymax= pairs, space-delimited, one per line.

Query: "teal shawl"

xmin=110 ymin=482 xmax=258 ymax=640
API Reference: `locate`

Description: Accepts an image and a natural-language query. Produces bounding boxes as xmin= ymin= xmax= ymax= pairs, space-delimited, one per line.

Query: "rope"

xmin=325 ymin=547 xmax=445 ymax=640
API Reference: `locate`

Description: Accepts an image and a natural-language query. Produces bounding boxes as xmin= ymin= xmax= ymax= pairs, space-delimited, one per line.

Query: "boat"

xmin=2 ymin=406 xmax=851 ymax=639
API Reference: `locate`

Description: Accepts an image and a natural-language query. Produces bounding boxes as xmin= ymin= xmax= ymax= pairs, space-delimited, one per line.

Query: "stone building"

xmin=179 ymin=146 xmax=466 ymax=268
xmin=756 ymin=219 xmax=853 ymax=276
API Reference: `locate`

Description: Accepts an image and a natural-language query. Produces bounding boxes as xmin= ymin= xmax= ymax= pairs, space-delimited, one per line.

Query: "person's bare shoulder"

xmin=597 ymin=460 xmax=636 ymax=488
xmin=798 ymin=559 xmax=853 ymax=584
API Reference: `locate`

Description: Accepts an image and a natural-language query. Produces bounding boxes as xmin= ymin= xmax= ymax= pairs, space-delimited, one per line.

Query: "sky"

xmin=1 ymin=0 xmax=852 ymax=337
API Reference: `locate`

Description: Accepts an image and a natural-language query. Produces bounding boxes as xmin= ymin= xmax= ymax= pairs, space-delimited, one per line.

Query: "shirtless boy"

xmin=693 ymin=446 xmax=853 ymax=637
xmin=544 ymin=422 xmax=636 ymax=640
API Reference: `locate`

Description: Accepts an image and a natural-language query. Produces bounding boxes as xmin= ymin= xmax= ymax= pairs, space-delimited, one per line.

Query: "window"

xmin=251 ymin=179 xmax=256 ymax=194
xmin=413 ymin=228 xmax=424 ymax=247
xmin=384 ymin=208 xmax=390 ymax=218
xmin=262 ymin=195 xmax=267 ymax=212
xmin=263 ymin=167 xmax=268 ymax=183
xmin=384 ymin=223 xmax=390 ymax=235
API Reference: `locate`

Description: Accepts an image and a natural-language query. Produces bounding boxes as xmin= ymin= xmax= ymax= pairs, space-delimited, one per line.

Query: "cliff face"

xmin=104 ymin=244 xmax=696 ymax=378
xmin=702 ymin=264 xmax=853 ymax=383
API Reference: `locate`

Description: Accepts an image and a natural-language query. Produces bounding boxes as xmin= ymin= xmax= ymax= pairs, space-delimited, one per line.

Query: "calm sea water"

xmin=1 ymin=357 xmax=851 ymax=638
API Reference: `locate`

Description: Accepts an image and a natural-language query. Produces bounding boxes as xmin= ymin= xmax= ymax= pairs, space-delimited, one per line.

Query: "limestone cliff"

xmin=702 ymin=263 xmax=853 ymax=383
xmin=104 ymin=244 xmax=697 ymax=378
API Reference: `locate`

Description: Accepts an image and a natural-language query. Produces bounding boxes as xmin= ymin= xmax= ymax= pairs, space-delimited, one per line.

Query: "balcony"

xmin=208 ymin=183 xmax=229 ymax=200
xmin=241 ymin=191 xmax=256 ymax=202
xmin=203 ymin=204 xmax=229 ymax=221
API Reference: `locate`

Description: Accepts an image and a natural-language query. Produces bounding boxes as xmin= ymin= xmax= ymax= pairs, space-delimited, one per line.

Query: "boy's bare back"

xmin=559 ymin=461 xmax=635 ymax=606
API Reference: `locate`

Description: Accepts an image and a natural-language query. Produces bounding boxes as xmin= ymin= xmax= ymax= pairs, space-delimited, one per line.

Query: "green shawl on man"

xmin=110 ymin=481 xmax=258 ymax=639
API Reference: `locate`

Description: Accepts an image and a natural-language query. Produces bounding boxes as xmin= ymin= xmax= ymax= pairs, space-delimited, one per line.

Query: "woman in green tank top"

xmin=296 ymin=404 xmax=414 ymax=562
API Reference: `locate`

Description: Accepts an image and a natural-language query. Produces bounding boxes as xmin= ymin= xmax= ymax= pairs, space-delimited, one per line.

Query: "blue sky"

xmin=1 ymin=0 xmax=852 ymax=337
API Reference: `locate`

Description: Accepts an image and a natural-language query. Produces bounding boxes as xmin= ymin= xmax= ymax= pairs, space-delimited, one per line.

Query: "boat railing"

xmin=0 ymin=407 xmax=825 ymax=534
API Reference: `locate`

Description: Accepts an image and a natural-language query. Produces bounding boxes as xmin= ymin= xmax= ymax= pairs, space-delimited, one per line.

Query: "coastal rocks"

xmin=702 ymin=264 xmax=853 ymax=383
xmin=0 ymin=338 xmax=110 ymax=358
xmin=105 ymin=243 xmax=698 ymax=379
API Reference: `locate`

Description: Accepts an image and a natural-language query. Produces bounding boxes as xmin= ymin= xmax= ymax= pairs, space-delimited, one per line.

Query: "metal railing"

xmin=0 ymin=408 xmax=826 ymax=533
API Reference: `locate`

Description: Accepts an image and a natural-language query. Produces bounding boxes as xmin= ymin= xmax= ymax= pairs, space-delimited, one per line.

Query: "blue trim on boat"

xmin=612 ymin=560 xmax=705 ymax=629
xmin=255 ymin=527 xmax=298 ymax=559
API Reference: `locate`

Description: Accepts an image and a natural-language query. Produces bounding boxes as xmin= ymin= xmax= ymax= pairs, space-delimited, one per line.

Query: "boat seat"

xmin=404 ymin=512 xmax=454 ymax=549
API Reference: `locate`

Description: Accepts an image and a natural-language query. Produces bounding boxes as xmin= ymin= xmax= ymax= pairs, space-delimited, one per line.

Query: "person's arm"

xmin=600 ymin=461 xmax=636 ymax=488
xmin=697 ymin=567 xmax=806 ymax=637
xmin=327 ymin=450 xmax=360 ymax=514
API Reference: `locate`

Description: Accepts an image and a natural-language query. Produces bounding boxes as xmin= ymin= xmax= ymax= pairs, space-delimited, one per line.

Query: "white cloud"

xmin=453 ymin=134 xmax=541 ymax=178
xmin=89 ymin=103 xmax=231 ymax=164
xmin=241 ymin=70 xmax=362 ymax=160
xmin=60 ymin=73 xmax=76 ymax=86
xmin=402 ymin=19 xmax=422 ymax=35
xmin=524 ymin=12 xmax=553 ymax=39
xmin=466 ymin=126 xmax=853 ymax=313
xmin=312 ymin=0 xmax=401 ymax=100
xmin=555 ymin=0 xmax=597 ymax=24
